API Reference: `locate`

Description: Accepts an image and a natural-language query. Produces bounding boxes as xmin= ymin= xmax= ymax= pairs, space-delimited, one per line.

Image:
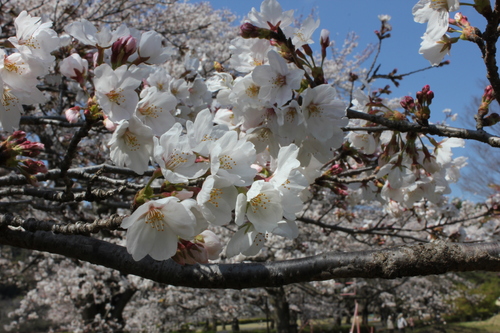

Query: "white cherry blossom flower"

xmin=229 ymin=38 xmax=271 ymax=73
xmin=206 ymin=72 xmax=234 ymax=106
xmin=269 ymin=144 xmax=309 ymax=220
xmin=0 ymin=50 xmax=39 ymax=92
xmin=94 ymin=64 xmax=142 ymax=122
xmin=135 ymin=87 xmax=177 ymax=136
xmin=0 ymin=80 xmax=23 ymax=132
xmin=197 ymin=175 xmax=238 ymax=226
xmin=275 ymin=100 xmax=306 ymax=145
xmin=301 ymin=84 xmax=347 ymax=142
xmin=377 ymin=155 xmax=416 ymax=189
xmin=199 ymin=230 xmax=223 ymax=260
xmin=413 ymin=0 xmax=459 ymax=41
xmin=121 ymin=197 xmax=197 ymax=261
xmin=235 ymin=180 xmax=283 ymax=234
xmin=283 ymin=16 xmax=320 ymax=48
xmin=186 ymin=108 xmax=228 ymax=156
xmin=108 ymin=116 xmax=154 ymax=175
xmin=154 ymin=122 xmax=208 ymax=183
xmin=347 ymin=129 xmax=377 ymax=155
xmin=65 ymin=19 xmax=129 ymax=48
xmin=210 ymin=131 xmax=257 ymax=186
xmin=419 ymin=33 xmax=453 ymax=66
xmin=273 ymin=219 xmax=299 ymax=239
xmin=8 ymin=11 xmax=60 ymax=62
xmin=247 ymin=0 xmax=294 ymax=29
xmin=225 ymin=223 xmax=267 ymax=258
xmin=134 ymin=30 xmax=175 ymax=64
xmin=433 ymin=137 xmax=464 ymax=165
xmin=229 ymin=74 xmax=264 ymax=109
xmin=444 ymin=156 xmax=467 ymax=182
xmin=252 ymin=50 xmax=304 ymax=106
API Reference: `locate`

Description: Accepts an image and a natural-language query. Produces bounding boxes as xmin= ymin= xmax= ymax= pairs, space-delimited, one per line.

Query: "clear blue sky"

xmin=201 ymin=0 xmax=491 ymax=200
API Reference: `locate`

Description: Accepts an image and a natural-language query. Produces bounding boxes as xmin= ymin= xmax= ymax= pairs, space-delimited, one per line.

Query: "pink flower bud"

xmin=111 ymin=35 xmax=137 ymax=67
xmin=9 ymin=130 xmax=26 ymax=141
xmin=240 ymin=22 xmax=261 ymax=38
xmin=65 ymin=106 xmax=81 ymax=123
xmin=400 ymin=96 xmax=415 ymax=111
xmin=239 ymin=23 xmax=274 ymax=39
xmin=16 ymin=141 xmax=44 ymax=157
xmin=19 ymin=159 xmax=48 ymax=175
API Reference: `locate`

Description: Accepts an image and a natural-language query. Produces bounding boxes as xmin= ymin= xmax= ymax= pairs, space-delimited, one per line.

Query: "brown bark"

xmin=1 ymin=220 xmax=500 ymax=289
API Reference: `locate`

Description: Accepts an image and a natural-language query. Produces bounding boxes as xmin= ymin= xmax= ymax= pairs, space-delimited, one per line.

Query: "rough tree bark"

xmin=1 ymin=215 xmax=500 ymax=289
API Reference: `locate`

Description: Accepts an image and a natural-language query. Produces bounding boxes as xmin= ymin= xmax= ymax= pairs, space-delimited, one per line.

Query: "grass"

xmin=412 ymin=314 xmax=500 ymax=333
xmin=193 ymin=314 xmax=500 ymax=333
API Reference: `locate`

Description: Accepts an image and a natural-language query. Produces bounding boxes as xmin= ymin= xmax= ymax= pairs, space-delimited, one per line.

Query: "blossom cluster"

xmin=0 ymin=0 xmax=468 ymax=264
xmin=346 ymin=87 xmax=466 ymax=211
xmin=0 ymin=11 xmax=60 ymax=131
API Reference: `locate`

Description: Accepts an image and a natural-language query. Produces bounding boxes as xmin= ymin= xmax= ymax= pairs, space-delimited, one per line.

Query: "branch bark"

xmin=1 ymin=220 xmax=500 ymax=289
xmin=346 ymin=108 xmax=500 ymax=147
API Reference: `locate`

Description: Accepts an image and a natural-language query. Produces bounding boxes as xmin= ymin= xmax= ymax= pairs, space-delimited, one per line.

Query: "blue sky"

xmin=202 ymin=0 xmax=492 ymax=200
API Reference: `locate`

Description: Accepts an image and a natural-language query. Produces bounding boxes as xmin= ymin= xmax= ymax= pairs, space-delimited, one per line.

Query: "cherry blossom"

xmin=419 ymin=33 xmax=454 ymax=65
xmin=121 ymin=197 xmax=197 ymax=261
xmin=108 ymin=116 xmax=154 ymax=175
xmin=65 ymin=19 xmax=129 ymax=48
xmin=197 ymin=175 xmax=238 ymax=225
xmin=210 ymin=131 xmax=257 ymax=186
xmin=283 ymin=16 xmax=320 ymax=48
xmin=153 ymin=123 xmax=208 ymax=183
xmin=247 ymin=0 xmax=294 ymax=29
xmin=93 ymin=64 xmax=142 ymax=122
xmin=8 ymin=11 xmax=60 ymax=63
xmin=252 ymin=50 xmax=304 ymax=106
xmin=413 ymin=0 xmax=460 ymax=41
xmin=301 ymin=84 xmax=347 ymax=142
xmin=135 ymin=87 xmax=177 ymax=136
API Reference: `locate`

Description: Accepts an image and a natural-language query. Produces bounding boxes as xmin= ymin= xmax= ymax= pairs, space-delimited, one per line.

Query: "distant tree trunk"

xmin=211 ymin=316 xmax=218 ymax=332
xmin=77 ymin=286 xmax=136 ymax=332
xmin=359 ymin=300 xmax=369 ymax=325
xmin=231 ymin=317 xmax=240 ymax=332
xmin=265 ymin=286 xmax=297 ymax=333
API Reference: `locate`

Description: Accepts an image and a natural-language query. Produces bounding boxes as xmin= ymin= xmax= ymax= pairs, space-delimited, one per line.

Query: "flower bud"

xmin=60 ymin=53 xmax=88 ymax=85
xmin=65 ymin=106 xmax=81 ymax=123
xmin=19 ymin=159 xmax=48 ymax=174
xmin=320 ymin=29 xmax=330 ymax=59
xmin=302 ymin=44 xmax=313 ymax=57
xmin=478 ymin=85 xmax=495 ymax=116
xmin=240 ymin=23 xmax=272 ymax=39
xmin=400 ymin=96 xmax=415 ymax=111
xmin=111 ymin=35 xmax=137 ymax=68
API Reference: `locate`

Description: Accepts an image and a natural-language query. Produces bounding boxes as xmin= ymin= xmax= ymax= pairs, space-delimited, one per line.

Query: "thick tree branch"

xmin=1 ymin=218 xmax=500 ymax=289
xmin=0 ymin=164 xmax=152 ymax=187
xmin=346 ymin=108 xmax=500 ymax=147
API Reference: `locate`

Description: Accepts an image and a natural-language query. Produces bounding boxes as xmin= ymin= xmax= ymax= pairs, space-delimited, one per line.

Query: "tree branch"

xmin=346 ymin=108 xmax=500 ymax=147
xmin=1 ymin=216 xmax=500 ymax=289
